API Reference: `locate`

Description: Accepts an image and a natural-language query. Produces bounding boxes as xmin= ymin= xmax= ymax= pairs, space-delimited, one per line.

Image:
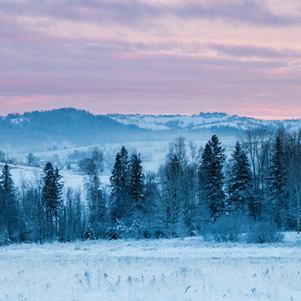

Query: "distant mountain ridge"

xmin=1 ymin=108 xmax=300 ymax=152
xmin=108 ymin=112 xmax=301 ymax=132
xmin=0 ymin=108 xmax=147 ymax=152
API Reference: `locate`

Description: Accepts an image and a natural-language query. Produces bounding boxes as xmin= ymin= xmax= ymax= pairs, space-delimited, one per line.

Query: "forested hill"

xmin=0 ymin=108 xmax=148 ymax=152
xmin=1 ymin=108 xmax=301 ymax=152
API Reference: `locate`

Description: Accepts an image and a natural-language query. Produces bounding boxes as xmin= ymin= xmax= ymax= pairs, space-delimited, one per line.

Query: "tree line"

xmin=0 ymin=126 xmax=300 ymax=244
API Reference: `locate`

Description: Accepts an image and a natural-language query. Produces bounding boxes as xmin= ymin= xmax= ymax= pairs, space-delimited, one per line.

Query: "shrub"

xmin=246 ymin=221 xmax=284 ymax=243
xmin=206 ymin=215 xmax=246 ymax=242
xmin=105 ymin=220 xmax=150 ymax=240
xmin=0 ymin=227 xmax=11 ymax=246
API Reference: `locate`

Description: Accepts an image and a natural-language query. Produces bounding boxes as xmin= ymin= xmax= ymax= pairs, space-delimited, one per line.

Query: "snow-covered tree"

xmin=227 ymin=142 xmax=253 ymax=213
xmin=85 ymin=172 xmax=105 ymax=238
xmin=128 ymin=153 xmax=144 ymax=218
xmin=144 ymin=173 xmax=160 ymax=236
xmin=79 ymin=147 xmax=104 ymax=175
xmin=42 ymin=162 xmax=63 ymax=238
xmin=199 ymin=135 xmax=226 ymax=219
xmin=268 ymin=135 xmax=288 ymax=228
xmin=159 ymin=137 xmax=189 ymax=236
xmin=0 ymin=164 xmax=17 ymax=239
xmin=110 ymin=146 xmax=130 ymax=223
xmin=241 ymin=126 xmax=274 ymax=219
xmin=16 ymin=174 xmax=45 ymax=243
xmin=91 ymin=147 xmax=104 ymax=174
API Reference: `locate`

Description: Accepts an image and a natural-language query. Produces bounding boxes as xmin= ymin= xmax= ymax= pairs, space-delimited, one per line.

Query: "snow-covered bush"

xmin=205 ymin=215 xmax=246 ymax=242
xmin=105 ymin=220 xmax=150 ymax=240
xmin=246 ymin=221 xmax=284 ymax=243
xmin=0 ymin=227 xmax=11 ymax=246
xmin=105 ymin=221 xmax=130 ymax=240
xmin=128 ymin=220 xmax=151 ymax=239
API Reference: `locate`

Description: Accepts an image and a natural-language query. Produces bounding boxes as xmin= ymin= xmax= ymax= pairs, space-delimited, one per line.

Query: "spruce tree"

xmin=128 ymin=153 xmax=144 ymax=218
xmin=110 ymin=146 xmax=130 ymax=223
xmin=0 ymin=164 xmax=17 ymax=238
xmin=42 ymin=162 xmax=63 ymax=237
xmin=110 ymin=152 xmax=122 ymax=219
xmin=228 ymin=142 xmax=253 ymax=213
xmin=54 ymin=167 xmax=63 ymax=225
xmin=42 ymin=162 xmax=55 ymax=221
xmin=269 ymin=135 xmax=288 ymax=228
xmin=199 ymin=135 xmax=226 ymax=218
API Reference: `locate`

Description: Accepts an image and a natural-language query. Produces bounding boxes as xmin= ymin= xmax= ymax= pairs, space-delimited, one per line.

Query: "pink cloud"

xmin=0 ymin=0 xmax=300 ymax=119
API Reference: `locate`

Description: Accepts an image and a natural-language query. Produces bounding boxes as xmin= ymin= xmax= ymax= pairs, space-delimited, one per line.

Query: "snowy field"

xmin=1 ymin=233 xmax=301 ymax=301
xmin=8 ymin=137 xmax=238 ymax=173
xmin=5 ymin=137 xmax=237 ymax=189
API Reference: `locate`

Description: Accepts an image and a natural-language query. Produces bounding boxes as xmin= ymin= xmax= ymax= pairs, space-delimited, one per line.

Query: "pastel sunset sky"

xmin=1 ymin=0 xmax=301 ymax=119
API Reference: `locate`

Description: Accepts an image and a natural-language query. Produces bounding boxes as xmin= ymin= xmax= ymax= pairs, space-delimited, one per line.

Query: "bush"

xmin=105 ymin=220 xmax=150 ymax=240
xmin=153 ymin=229 xmax=167 ymax=239
xmin=83 ymin=228 xmax=95 ymax=240
xmin=0 ymin=227 xmax=11 ymax=246
xmin=246 ymin=221 xmax=284 ymax=243
xmin=206 ymin=215 xmax=246 ymax=242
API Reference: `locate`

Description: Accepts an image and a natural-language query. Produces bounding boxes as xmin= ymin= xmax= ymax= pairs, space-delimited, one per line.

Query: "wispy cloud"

xmin=0 ymin=0 xmax=301 ymax=118
xmin=1 ymin=0 xmax=301 ymax=27
xmin=206 ymin=43 xmax=301 ymax=59
xmin=176 ymin=0 xmax=301 ymax=26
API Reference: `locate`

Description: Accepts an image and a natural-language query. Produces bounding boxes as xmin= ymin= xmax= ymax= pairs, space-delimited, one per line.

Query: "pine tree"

xmin=1 ymin=164 xmax=14 ymax=206
xmin=269 ymin=135 xmax=288 ymax=228
xmin=110 ymin=146 xmax=130 ymax=223
xmin=0 ymin=164 xmax=17 ymax=238
xmin=199 ymin=135 xmax=226 ymax=218
xmin=54 ymin=167 xmax=63 ymax=227
xmin=42 ymin=162 xmax=63 ymax=238
xmin=128 ymin=153 xmax=144 ymax=218
xmin=227 ymin=142 xmax=253 ymax=213
xmin=42 ymin=162 xmax=55 ymax=221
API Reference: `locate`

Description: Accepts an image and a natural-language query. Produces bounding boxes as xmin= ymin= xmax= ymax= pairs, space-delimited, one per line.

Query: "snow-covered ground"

xmin=7 ymin=136 xmax=237 ymax=183
xmin=1 ymin=233 xmax=301 ymax=301
xmin=0 ymin=163 xmax=86 ymax=191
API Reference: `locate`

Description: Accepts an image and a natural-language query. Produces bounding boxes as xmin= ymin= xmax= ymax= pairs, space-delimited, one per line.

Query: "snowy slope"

xmin=7 ymin=136 xmax=237 ymax=183
xmin=108 ymin=112 xmax=301 ymax=132
xmin=1 ymin=163 xmax=87 ymax=191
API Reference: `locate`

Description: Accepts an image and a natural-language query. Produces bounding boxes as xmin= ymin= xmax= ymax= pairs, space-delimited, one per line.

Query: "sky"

xmin=0 ymin=0 xmax=301 ymax=119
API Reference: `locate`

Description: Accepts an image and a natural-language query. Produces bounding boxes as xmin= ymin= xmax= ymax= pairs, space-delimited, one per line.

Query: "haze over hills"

xmin=1 ymin=108 xmax=301 ymax=152
xmin=0 ymin=108 xmax=147 ymax=152
xmin=109 ymin=112 xmax=301 ymax=132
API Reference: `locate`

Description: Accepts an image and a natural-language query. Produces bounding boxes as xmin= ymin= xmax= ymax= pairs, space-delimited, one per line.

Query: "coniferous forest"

xmin=1 ymin=127 xmax=301 ymax=245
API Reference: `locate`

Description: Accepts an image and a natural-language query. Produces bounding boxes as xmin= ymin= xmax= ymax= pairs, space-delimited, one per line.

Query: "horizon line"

xmin=1 ymin=106 xmax=300 ymax=122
